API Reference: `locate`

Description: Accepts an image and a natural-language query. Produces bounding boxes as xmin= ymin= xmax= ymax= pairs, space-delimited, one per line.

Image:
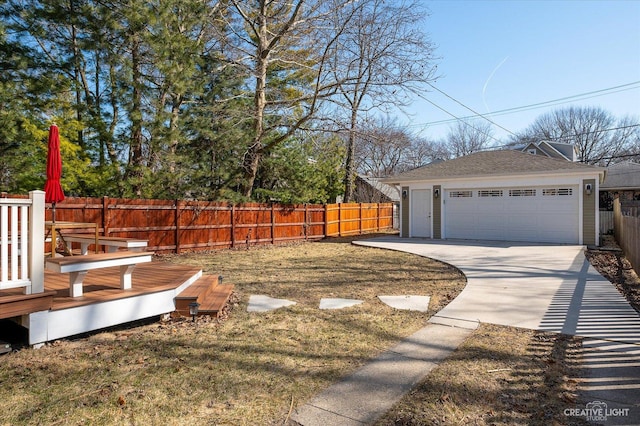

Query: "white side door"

xmin=411 ymin=189 xmax=431 ymax=237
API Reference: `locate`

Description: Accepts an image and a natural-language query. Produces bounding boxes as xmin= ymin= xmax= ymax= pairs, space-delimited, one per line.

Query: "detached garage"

xmin=386 ymin=150 xmax=606 ymax=245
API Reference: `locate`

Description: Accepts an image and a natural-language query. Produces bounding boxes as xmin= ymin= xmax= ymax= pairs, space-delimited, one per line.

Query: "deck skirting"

xmin=29 ymin=289 xmax=177 ymax=344
xmin=24 ymin=263 xmax=202 ymax=345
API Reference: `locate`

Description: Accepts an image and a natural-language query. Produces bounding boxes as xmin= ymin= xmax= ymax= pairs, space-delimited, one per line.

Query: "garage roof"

xmin=384 ymin=150 xmax=605 ymax=183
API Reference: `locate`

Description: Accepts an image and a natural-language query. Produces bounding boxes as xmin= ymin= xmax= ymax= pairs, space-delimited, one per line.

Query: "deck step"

xmin=197 ymin=284 xmax=234 ymax=316
xmin=175 ymin=276 xmax=233 ymax=318
xmin=175 ymin=275 xmax=219 ymax=301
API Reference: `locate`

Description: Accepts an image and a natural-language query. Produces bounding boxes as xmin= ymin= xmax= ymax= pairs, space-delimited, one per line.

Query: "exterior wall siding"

xmin=582 ymin=178 xmax=597 ymax=245
xmin=433 ymin=185 xmax=442 ymax=239
xmin=401 ymin=186 xmax=409 ymax=238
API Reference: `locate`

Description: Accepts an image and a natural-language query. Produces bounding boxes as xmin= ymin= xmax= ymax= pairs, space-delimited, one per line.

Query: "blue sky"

xmin=399 ymin=0 xmax=640 ymax=143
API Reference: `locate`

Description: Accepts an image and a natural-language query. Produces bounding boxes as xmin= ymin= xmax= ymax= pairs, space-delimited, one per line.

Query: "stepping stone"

xmin=378 ymin=295 xmax=430 ymax=312
xmin=319 ymin=298 xmax=363 ymax=310
xmin=247 ymin=294 xmax=296 ymax=312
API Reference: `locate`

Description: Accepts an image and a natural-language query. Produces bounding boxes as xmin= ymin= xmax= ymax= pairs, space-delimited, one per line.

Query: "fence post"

xmin=102 ymin=196 xmax=109 ymax=236
xmin=304 ymin=204 xmax=308 ymax=240
xmin=324 ymin=204 xmax=328 ymax=238
xmin=231 ymin=204 xmax=236 ymax=248
xmin=270 ymin=204 xmax=275 ymax=244
xmin=175 ymin=199 xmax=181 ymax=254
xmin=28 ymin=190 xmax=45 ymax=294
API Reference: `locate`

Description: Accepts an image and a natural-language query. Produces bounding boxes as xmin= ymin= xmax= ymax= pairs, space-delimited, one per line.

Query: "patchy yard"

xmin=1 ymin=234 xmax=638 ymax=425
xmin=376 ymin=236 xmax=640 ymax=426
xmin=0 ymin=235 xmax=465 ymax=425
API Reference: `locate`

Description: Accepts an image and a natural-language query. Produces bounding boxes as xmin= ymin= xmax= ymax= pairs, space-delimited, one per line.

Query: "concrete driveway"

xmin=354 ymin=237 xmax=640 ymax=342
xmin=293 ymin=237 xmax=640 ymax=425
xmin=353 ymin=236 xmax=640 ymax=424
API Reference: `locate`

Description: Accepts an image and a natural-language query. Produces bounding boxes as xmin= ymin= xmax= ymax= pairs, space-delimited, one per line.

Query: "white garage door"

xmin=445 ymin=186 xmax=579 ymax=243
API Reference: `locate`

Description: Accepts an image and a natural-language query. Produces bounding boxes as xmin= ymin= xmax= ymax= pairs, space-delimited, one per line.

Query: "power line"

xmin=410 ymin=80 xmax=640 ymax=129
xmin=415 ymin=94 xmax=504 ymax=144
xmin=426 ymin=83 xmax=517 ymax=136
xmin=483 ymin=123 xmax=640 ymax=152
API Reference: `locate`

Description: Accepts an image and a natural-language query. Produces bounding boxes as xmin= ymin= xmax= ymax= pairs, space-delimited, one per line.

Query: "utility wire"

xmin=543 ymin=123 xmax=640 ymax=142
xmin=426 ymin=82 xmax=517 ymax=136
xmin=410 ymin=80 xmax=640 ymax=129
xmin=481 ymin=123 xmax=640 ymax=152
xmin=416 ymin=94 xmax=504 ymax=144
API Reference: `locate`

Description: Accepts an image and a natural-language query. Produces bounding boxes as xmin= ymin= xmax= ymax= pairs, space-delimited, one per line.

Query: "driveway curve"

xmin=293 ymin=237 xmax=640 ymax=425
xmin=354 ymin=236 xmax=640 ymax=344
xmin=353 ymin=236 xmax=640 ymax=424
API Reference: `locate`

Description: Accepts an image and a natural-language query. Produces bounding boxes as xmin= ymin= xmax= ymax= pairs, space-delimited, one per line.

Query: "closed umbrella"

xmin=43 ymin=124 xmax=65 ymax=222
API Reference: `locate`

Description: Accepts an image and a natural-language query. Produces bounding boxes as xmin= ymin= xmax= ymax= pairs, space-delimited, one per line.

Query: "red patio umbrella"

xmin=43 ymin=124 xmax=65 ymax=222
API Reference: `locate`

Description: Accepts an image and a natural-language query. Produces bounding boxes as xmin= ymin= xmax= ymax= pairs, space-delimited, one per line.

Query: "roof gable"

xmin=518 ymin=141 xmax=575 ymax=161
xmin=385 ymin=150 xmax=603 ymax=183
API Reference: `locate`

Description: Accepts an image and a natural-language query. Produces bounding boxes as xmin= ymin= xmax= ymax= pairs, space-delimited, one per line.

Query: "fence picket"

xmin=613 ymin=199 xmax=640 ymax=276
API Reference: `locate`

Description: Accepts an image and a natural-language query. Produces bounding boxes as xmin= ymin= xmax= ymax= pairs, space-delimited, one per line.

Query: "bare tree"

xmin=354 ymin=116 xmax=445 ymax=176
xmin=223 ymin=0 xmax=363 ymax=198
xmin=329 ymin=0 xmax=438 ymax=201
xmin=517 ymin=106 xmax=638 ymax=165
xmin=444 ymin=119 xmax=494 ymax=158
xmin=404 ymin=138 xmax=449 ymax=169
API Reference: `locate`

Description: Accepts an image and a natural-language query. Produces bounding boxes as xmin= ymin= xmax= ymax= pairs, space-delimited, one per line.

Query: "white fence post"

xmin=29 ymin=190 xmax=45 ymax=294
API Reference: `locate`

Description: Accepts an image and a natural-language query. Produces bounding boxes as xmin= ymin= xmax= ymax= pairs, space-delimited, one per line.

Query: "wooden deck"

xmin=1 ymin=261 xmax=201 ymax=312
xmin=0 ymin=261 xmax=204 ymax=344
xmin=44 ymin=262 xmax=202 ymax=310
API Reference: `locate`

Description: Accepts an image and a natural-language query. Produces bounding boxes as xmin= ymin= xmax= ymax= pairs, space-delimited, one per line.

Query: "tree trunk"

xmin=343 ymin=107 xmax=359 ymax=202
xmin=241 ymin=2 xmax=269 ymax=198
xmin=128 ymin=35 xmax=145 ymax=197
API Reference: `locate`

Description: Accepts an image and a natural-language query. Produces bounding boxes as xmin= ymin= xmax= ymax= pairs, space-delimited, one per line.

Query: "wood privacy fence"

xmin=31 ymin=197 xmax=393 ymax=254
xmin=614 ymin=199 xmax=640 ymax=276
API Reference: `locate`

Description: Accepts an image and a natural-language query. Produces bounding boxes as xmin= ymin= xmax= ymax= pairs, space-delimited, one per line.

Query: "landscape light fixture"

xmin=188 ymin=301 xmax=200 ymax=322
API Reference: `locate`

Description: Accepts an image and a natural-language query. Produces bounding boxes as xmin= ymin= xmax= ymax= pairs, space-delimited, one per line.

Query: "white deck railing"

xmin=0 ymin=191 xmax=45 ymax=294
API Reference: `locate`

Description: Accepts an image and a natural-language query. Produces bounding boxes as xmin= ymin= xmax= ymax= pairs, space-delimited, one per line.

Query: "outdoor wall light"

xmin=402 ymin=190 xmax=407 ymax=199
xmin=434 ymin=189 xmax=440 ymax=198
xmin=188 ymin=301 xmax=200 ymax=322
xmin=585 ymin=183 xmax=592 ymax=195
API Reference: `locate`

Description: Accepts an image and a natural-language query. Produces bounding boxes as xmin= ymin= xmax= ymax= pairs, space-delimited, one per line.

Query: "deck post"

xmin=120 ymin=264 xmax=135 ymax=290
xmin=28 ymin=190 xmax=45 ymax=294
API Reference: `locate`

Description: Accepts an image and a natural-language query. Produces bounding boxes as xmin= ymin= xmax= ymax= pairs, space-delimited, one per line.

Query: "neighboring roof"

xmin=383 ymin=150 xmax=604 ymax=183
xmin=357 ymin=175 xmax=400 ymax=201
xmin=601 ymin=161 xmax=640 ymax=190
xmin=517 ymin=141 xmax=576 ymax=161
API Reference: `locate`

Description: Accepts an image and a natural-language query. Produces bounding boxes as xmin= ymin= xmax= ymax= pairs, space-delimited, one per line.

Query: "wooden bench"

xmin=62 ymin=234 xmax=148 ymax=255
xmin=45 ymin=251 xmax=153 ymax=297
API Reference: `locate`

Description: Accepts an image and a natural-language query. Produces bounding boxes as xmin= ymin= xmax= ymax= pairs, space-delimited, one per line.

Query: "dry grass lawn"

xmin=375 ymin=324 xmax=588 ymax=426
xmin=0 ymin=235 xmax=465 ymax=425
xmin=2 ymin=234 xmax=635 ymax=425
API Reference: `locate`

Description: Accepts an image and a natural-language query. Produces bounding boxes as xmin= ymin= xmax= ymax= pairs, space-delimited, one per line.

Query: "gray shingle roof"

xmin=358 ymin=175 xmax=400 ymax=201
xmin=384 ymin=150 xmax=603 ymax=183
xmin=601 ymin=161 xmax=640 ymax=189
